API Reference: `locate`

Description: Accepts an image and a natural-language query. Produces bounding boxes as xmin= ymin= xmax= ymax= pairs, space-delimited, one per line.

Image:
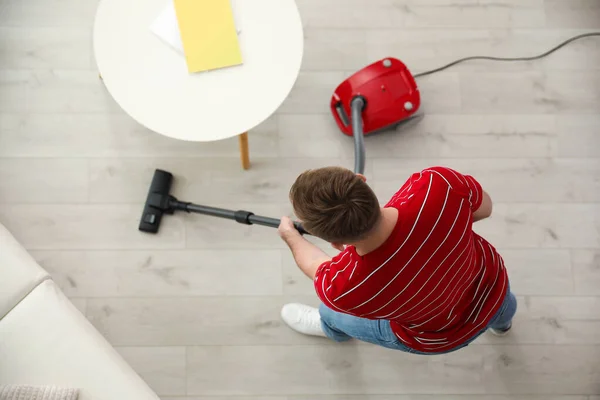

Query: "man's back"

xmin=314 ymin=166 xmax=508 ymax=353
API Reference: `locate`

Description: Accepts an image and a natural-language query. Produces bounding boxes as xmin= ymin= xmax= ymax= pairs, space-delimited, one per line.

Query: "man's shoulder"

xmin=386 ymin=172 xmax=433 ymax=209
xmin=314 ymin=248 xmax=364 ymax=308
xmin=327 ymin=247 xmax=361 ymax=268
xmin=387 ymin=167 xmax=467 ymax=207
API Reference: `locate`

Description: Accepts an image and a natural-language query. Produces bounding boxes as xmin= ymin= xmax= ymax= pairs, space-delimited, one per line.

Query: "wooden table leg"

xmin=239 ymin=132 xmax=250 ymax=170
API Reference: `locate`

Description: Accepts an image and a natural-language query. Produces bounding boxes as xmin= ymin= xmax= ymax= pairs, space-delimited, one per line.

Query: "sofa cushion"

xmin=0 ymin=280 xmax=159 ymax=400
xmin=0 ymin=223 xmax=49 ymax=320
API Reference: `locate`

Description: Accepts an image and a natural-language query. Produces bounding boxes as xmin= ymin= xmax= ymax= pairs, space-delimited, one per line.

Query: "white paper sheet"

xmin=150 ymin=0 xmax=241 ymax=55
xmin=150 ymin=1 xmax=184 ymax=53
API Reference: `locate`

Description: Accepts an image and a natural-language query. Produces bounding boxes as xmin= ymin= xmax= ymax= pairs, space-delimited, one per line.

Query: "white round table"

xmin=93 ymin=0 xmax=304 ymax=169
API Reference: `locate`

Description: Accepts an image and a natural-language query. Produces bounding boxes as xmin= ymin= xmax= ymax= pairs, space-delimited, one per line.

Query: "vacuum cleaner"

xmin=139 ymin=32 xmax=600 ymax=235
xmin=139 ymin=57 xmax=419 ymax=234
xmin=331 ymin=57 xmax=420 ymax=174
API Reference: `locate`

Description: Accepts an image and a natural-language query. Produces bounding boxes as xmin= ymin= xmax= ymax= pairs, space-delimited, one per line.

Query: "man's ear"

xmin=356 ymin=173 xmax=367 ymax=182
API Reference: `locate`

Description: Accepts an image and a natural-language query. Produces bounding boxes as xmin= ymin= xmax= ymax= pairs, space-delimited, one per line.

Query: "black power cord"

xmin=413 ymin=32 xmax=600 ymax=78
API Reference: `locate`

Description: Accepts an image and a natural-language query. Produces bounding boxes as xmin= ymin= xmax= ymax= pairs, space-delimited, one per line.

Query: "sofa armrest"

xmin=0 ymin=280 xmax=159 ymax=400
xmin=0 ymin=223 xmax=50 ymax=320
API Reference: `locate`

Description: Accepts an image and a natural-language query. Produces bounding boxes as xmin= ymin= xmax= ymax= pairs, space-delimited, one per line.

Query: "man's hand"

xmin=278 ymin=215 xmax=330 ymax=280
xmin=278 ymin=216 xmax=302 ymax=243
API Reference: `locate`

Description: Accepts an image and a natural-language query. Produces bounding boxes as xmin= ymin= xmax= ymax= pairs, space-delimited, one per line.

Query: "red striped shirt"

xmin=314 ymin=166 xmax=508 ymax=353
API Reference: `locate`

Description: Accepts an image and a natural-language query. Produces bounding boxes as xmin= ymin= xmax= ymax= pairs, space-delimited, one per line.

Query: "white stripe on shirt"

xmin=348 ymin=261 xmax=358 ymax=281
xmin=466 ymin=175 xmax=480 ymax=206
xmin=415 ymin=337 xmax=448 ymax=345
xmin=436 ymin=315 xmax=457 ymax=332
xmin=442 ymin=167 xmax=466 ymax=186
xmin=487 ymin=242 xmax=496 ymax=265
xmin=424 ymin=169 xmax=452 ymax=188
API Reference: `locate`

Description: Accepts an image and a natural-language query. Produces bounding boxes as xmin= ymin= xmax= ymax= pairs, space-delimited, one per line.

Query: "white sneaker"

xmin=281 ymin=303 xmax=327 ymax=337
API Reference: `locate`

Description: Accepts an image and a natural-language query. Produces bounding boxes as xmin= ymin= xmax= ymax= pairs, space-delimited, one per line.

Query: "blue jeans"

xmin=319 ymin=287 xmax=517 ymax=354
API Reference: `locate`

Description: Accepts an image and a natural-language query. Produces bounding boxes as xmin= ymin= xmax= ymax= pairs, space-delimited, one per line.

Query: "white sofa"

xmin=0 ymin=222 xmax=159 ymax=400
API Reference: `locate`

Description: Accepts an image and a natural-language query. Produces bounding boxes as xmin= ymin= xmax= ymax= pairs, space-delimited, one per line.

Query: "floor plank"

xmin=459 ymin=71 xmax=600 ymax=114
xmin=572 ymin=249 xmax=600 ymax=295
xmin=472 ymin=203 xmax=600 ymax=249
xmin=367 ymin=29 xmax=600 ymax=74
xmin=289 ymin=397 xmax=587 ymax=400
xmin=88 ymin=157 xmax=348 ymax=205
xmin=0 ymin=205 xmax=185 ymax=250
xmin=186 ymin=344 xmax=600 ymax=395
xmin=411 ymin=72 xmax=462 ymax=114
xmin=161 ymin=397 xmax=588 ymax=400
xmin=162 ymin=397 xmax=286 ymax=400
xmin=0 ymin=158 xmax=89 ymax=203
xmin=85 ymin=294 xmax=600 ymax=347
xmin=0 ymin=113 xmax=279 ymax=158
xmin=556 ymin=116 xmax=600 ymax=158
xmin=0 ymin=70 xmax=121 ymax=113
xmin=523 ymin=296 xmax=600 ymax=320
xmin=296 ymin=0 xmax=406 ymax=29
xmin=279 ymin=113 xmax=560 ymax=159
xmin=491 ymin=249 xmax=573 ymax=295
xmin=0 ymin=0 xmax=97 ymax=27
xmin=0 ymin=27 xmax=92 ymax=69
xmin=32 ymin=250 xmax=283 ymax=297
xmin=301 ymin=29 xmax=368 ymax=71
xmin=86 ymin=297 xmax=320 ymax=346
xmin=544 ymin=0 xmax=600 ymax=28
xmin=402 ymin=0 xmax=546 ymax=29
xmin=372 ymin=158 xmax=600 ymax=202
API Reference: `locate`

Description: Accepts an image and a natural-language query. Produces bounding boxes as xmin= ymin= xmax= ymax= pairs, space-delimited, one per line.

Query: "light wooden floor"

xmin=1 ymin=0 xmax=600 ymax=398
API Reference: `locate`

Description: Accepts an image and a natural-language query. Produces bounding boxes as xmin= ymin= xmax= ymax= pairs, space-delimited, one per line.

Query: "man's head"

xmin=289 ymin=166 xmax=381 ymax=244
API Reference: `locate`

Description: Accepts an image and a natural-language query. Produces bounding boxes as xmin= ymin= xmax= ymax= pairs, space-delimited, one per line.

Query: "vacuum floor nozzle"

xmin=139 ymin=169 xmax=175 ymax=233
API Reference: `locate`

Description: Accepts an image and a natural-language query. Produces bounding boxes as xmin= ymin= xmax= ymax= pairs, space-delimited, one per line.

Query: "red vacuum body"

xmin=331 ymin=58 xmax=421 ymax=136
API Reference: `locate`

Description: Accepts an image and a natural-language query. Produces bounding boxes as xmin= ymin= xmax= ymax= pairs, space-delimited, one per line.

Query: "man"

xmin=277 ymin=166 xmax=516 ymax=354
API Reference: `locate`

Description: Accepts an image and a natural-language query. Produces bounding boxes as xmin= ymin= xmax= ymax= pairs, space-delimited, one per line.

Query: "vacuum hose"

xmin=351 ymin=96 xmax=366 ymax=175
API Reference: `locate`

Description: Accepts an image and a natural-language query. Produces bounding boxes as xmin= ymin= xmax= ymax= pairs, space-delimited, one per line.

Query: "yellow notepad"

xmin=173 ymin=0 xmax=243 ymax=73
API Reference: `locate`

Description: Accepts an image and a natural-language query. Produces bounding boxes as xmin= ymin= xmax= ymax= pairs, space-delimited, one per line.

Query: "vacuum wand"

xmin=351 ymin=96 xmax=366 ymax=175
xmin=138 ymin=169 xmax=309 ymax=235
xmin=171 ymin=201 xmax=308 ymax=234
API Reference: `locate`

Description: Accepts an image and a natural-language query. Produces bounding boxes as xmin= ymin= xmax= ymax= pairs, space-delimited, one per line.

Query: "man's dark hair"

xmin=289 ymin=166 xmax=381 ymax=243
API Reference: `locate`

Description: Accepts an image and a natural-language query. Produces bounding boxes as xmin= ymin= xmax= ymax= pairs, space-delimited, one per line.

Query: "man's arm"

xmin=427 ymin=166 xmax=492 ymax=223
xmin=473 ymin=190 xmax=493 ymax=222
xmin=278 ymin=216 xmax=330 ymax=279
